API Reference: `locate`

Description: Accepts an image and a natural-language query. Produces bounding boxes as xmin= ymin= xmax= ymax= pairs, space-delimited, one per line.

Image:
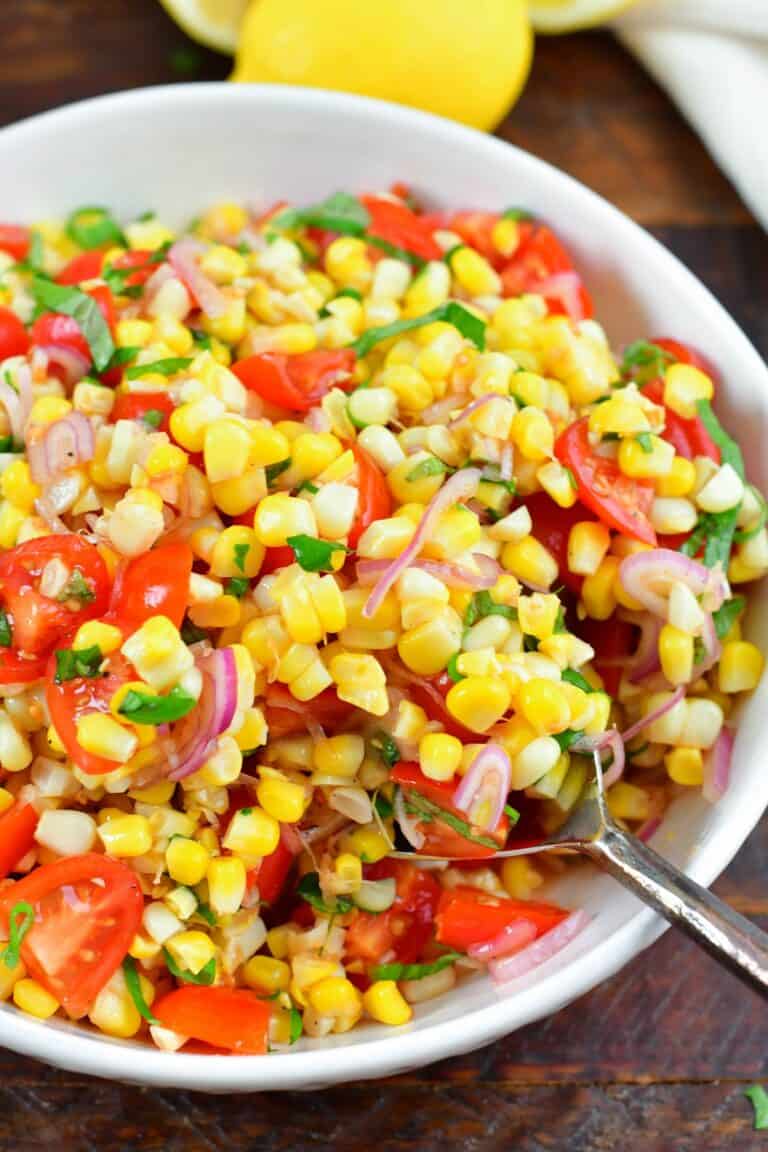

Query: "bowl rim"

xmin=1 ymin=81 xmax=766 ymax=1091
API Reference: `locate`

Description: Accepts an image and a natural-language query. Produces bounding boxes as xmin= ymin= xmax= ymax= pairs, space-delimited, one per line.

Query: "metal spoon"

xmin=393 ymin=750 xmax=768 ymax=995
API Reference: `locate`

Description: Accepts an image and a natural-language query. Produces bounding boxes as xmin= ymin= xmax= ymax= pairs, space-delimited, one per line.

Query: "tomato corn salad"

xmin=0 ymin=191 xmax=764 ymax=1055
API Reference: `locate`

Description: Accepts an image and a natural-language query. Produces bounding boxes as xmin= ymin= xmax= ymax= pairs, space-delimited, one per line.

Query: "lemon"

xmin=231 ymin=0 xmax=532 ymax=132
xmin=159 ymin=0 xmax=249 ymax=53
xmin=529 ymin=0 xmax=639 ymax=34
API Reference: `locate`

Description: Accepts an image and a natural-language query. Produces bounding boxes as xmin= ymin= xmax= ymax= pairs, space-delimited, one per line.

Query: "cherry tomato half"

xmin=554 ymin=417 xmax=657 ymax=545
xmin=0 ymin=306 xmax=30 ymax=360
xmin=347 ymin=443 xmax=392 ymax=548
xmin=435 ymin=886 xmax=567 ymax=951
xmin=30 ymin=284 xmax=116 ymax=367
xmin=362 ymin=195 xmax=443 ymax=262
xmin=500 ymin=221 xmax=593 ymax=320
xmin=111 ymin=391 xmax=175 ymax=433
xmin=56 ymin=251 xmax=104 ymax=286
xmin=233 ymin=349 xmax=356 ymax=412
xmin=263 ymin=683 xmax=354 ymax=740
xmin=46 ymin=649 xmax=135 ymax=776
xmin=641 ymin=379 xmax=720 ymax=464
xmin=108 ymin=542 xmax=193 ymax=632
xmin=0 ymin=224 xmax=30 ymax=262
xmin=152 ymin=987 xmax=272 ymax=1054
xmin=346 ymin=859 xmax=441 ymax=965
xmin=0 ymin=803 xmax=38 ymax=879
xmin=390 ymin=762 xmax=510 ymax=858
xmin=0 ymin=853 xmax=143 ymax=1018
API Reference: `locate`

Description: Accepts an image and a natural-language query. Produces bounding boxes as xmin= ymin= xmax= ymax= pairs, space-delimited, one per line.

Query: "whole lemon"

xmin=231 ymin=0 xmax=533 ymax=132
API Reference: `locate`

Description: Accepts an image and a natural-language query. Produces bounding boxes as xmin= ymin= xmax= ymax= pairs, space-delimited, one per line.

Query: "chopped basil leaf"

xmin=107 ymin=345 xmax=141 ymax=370
xmin=297 ymin=871 xmax=354 ymax=915
xmin=370 ymin=730 xmax=400 ymax=769
xmin=745 ymin=1085 xmax=768 ymax=1131
xmin=403 ymin=791 xmax=500 ymax=850
xmin=478 ymin=463 xmax=517 ymax=497
xmin=373 ymin=791 xmax=394 ymax=820
xmin=620 ymin=340 xmax=674 ymax=382
xmin=635 ymin=431 xmax=653 ymax=453
xmin=0 ymin=608 xmax=12 ymax=648
xmin=118 ymin=685 xmax=196 ymax=725
xmin=125 ymin=357 xmax=193 ymax=381
xmin=122 ymin=956 xmax=159 ymax=1024
xmin=181 ymin=618 xmax=209 ymax=645
xmin=14 ymin=230 xmax=46 ymax=275
xmin=561 ymin=668 xmax=595 ymax=694
xmin=552 ymin=728 xmax=584 ymax=751
xmin=351 ymin=301 xmax=486 ymax=359
xmin=240 ymin=807 xmax=253 ymax=816
xmin=0 ymin=901 xmax=35 ymax=969
xmin=54 ymin=644 xmax=103 ymax=683
xmin=681 ymin=510 xmax=739 ymax=570
xmin=56 ymin=569 xmax=95 ymax=604
xmin=190 ymin=329 xmax=212 ymax=349
xmin=225 ymin=576 xmax=250 ymax=599
xmin=364 ymin=233 xmax=426 ymax=268
xmin=0 ymin=435 xmax=20 ymax=453
xmin=696 ymin=399 xmax=745 ymax=480
xmin=443 ymin=243 xmax=465 ymax=265
xmin=136 ymin=211 xmax=156 ymax=223
xmin=194 ymin=902 xmax=217 ymax=927
xmin=265 ymin=458 xmax=292 ymax=486
xmin=371 ymin=951 xmax=463 ymax=982
xmin=503 ymin=804 xmax=520 ymax=823
xmin=30 ymin=277 xmax=114 ymax=371
xmin=712 ymin=595 xmax=746 ymax=640
xmin=287 ymin=534 xmax=348 ymax=573
xmin=296 ymin=479 xmax=319 ymax=495
xmin=446 ymin=652 xmax=465 ymax=683
xmin=288 ymin=1006 xmax=303 ymax=1045
xmin=142 ymin=409 xmax=164 ymax=429
xmin=233 ymin=542 xmax=250 ymax=573
xmin=272 ymin=192 xmax=370 ymax=237
xmin=502 ymin=207 xmax=534 ymax=221
xmin=406 ymin=456 xmax=451 ymax=483
xmin=163 ymin=947 xmax=216 ymax=986
xmin=463 ymin=591 xmax=517 ymax=630
xmin=66 ymin=205 xmax=125 ymax=250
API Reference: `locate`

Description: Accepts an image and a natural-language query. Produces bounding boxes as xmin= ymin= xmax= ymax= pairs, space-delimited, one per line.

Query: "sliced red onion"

xmin=143 ymin=262 xmax=175 ymax=309
xmin=34 ymin=496 xmax=69 ymax=533
xmin=620 ymin=685 xmax=686 ymax=745
xmin=166 ymin=647 xmax=238 ymax=781
xmin=596 ymin=728 xmax=626 ymax=789
xmin=696 ymin=612 xmax=722 ymax=677
xmin=363 ymin=468 xmax=482 ymax=619
xmin=489 ymin=909 xmax=590 ymax=986
xmin=468 ymin=918 xmax=537 ymax=962
xmin=627 ymin=613 xmax=662 ymax=684
xmin=422 ymin=393 xmax=467 ymax=425
xmin=0 ymin=361 xmax=33 ymax=443
xmin=357 ymin=552 xmax=499 ymax=592
xmin=531 ymin=273 xmax=586 ymax=322
xmin=264 ymin=690 xmax=326 ymax=743
xmin=620 ymin=549 xmax=728 ymax=618
xmin=453 ymin=743 xmax=511 ymax=832
xmin=393 ymin=787 xmax=425 ymax=850
xmin=637 ymin=816 xmax=662 ymax=843
xmin=702 ymin=725 xmax=734 ymax=804
xmin=447 ymin=393 xmax=501 ymax=429
xmin=37 ymin=345 xmax=91 ymax=387
xmin=27 ymin=412 xmax=94 ymax=483
xmin=169 ymin=239 xmax=228 ymax=319
xmin=306 ymin=406 xmax=332 ymax=433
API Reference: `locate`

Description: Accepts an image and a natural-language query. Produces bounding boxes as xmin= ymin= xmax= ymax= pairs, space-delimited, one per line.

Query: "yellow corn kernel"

xmin=97 ymin=813 xmax=152 ymax=857
xmin=581 ymin=556 xmax=620 ymax=620
xmin=398 ymin=609 xmax=463 ymax=676
xmin=13 ymin=978 xmax=60 ymax=1020
xmin=657 ymin=455 xmax=696 ymax=498
xmin=450 ymin=246 xmax=501 ymax=296
xmin=200 ymin=243 xmax=248 ymax=284
xmin=419 ymin=732 xmax=463 ymax=781
xmin=501 ymin=856 xmax=544 ymax=901
xmin=386 ymin=451 xmax=445 ymax=505
xmin=121 ymin=615 xmax=193 ymax=691
xmin=329 ymin=652 xmax=389 ymax=716
xmin=665 ymin=747 xmax=704 ymax=786
xmin=588 ymin=396 xmax=650 ymax=438
xmin=211 ymin=467 xmax=267 ymax=517
xmin=130 ymin=779 xmax=176 ymax=805
xmin=188 ymin=595 xmax=242 ymax=630
xmin=144 ymin=442 xmax=188 ymax=479
xmin=325 ymin=236 xmax=372 ymax=290
xmin=287 ymin=657 xmax=334 ymax=701
xmin=335 ymin=852 xmax=362 ymax=891
xmin=201 ymin=292 xmax=247 ymax=344
xmin=29 ymin=395 xmax=72 ymax=425
xmin=206 ymin=856 xmax=246 ymax=917
xmin=307 ymin=976 xmax=363 ymax=1019
xmin=0 ymin=787 xmax=14 ymax=815
xmin=203 ymin=418 xmax=252 ymax=484
xmin=391 ymin=700 xmax=428 ymax=745
xmin=512 ymin=407 xmax=553 ymax=461
xmin=404 ymin=261 xmax=451 ymax=315
xmin=266 ymin=924 xmax=293 ymax=960
xmin=246 ymin=424 xmax=291 ymax=470
xmin=125 ymin=218 xmax=175 ymax=250
xmin=659 ymin=624 xmax=694 ymax=687
xmin=73 ymin=619 xmax=124 ymax=656
xmin=567 ymin=521 xmax=610 ymax=577
xmin=128 ymin=933 xmax=161 ymax=962
xmin=663 ymin=363 xmax=714 ymax=419
xmin=89 ymin=968 xmax=154 ymax=1039
xmin=202 ymin=201 xmax=248 ymax=239
xmin=607 ymin=781 xmax=651 ymax=822
xmin=116 ymin=318 xmax=153 ymax=348
xmin=537 ymin=460 xmax=578 ymax=509
xmin=518 ymin=678 xmax=571 ymax=735
xmin=0 ymin=460 xmax=39 ymax=511
xmin=356 ymin=515 xmax=416 ymax=560
xmin=446 ymin=675 xmax=511 ymax=733
xmin=234 ymin=706 xmax=268 ymax=753
xmin=618 ymin=435 xmax=675 ymax=479
xmin=254 ymin=492 xmax=316 ymax=547
xmin=342 ymin=825 xmax=391 ymax=863
xmin=208 ymin=524 xmax=262 ymax=579
xmin=169 ymin=396 xmax=226 ymax=452
xmin=718 ymin=641 xmax=765 ymax=693
xmin=257 ymin=776 xmax=307 ymax=823
xmin=314 ymin=733 xmax=365 ymax=779
xmin=517 ymin=593 xmax=561 ymax=641
xmin=224 ymin=806 xmax=280 ymax=857
xmin=242 ymin=955 xmax=291 ymax=994
xmin=76 ymin=713 xmax=137 ymax=764
xmin=423 ymin=506 xmax=482 ymax=560
xmin=289 ymin=433 xmax=340 ymax=480
xmin=0 ymin=500 xmax=27 ymax=549
xmin=502 ymin=536 xmax=558 ymax=589
xmin=165 ymin=836 xmax=210 ymax=886
xmin=165 ymin=930 xmax=216 ymax=975
xmin=363 ymin=980 xmax=413 ymax=1026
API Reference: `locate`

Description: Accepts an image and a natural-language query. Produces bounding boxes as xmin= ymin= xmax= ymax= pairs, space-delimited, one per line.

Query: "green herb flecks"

xmin=370 ymin=730 xmax=400 ymax=769
xmin=0 ymin=902 xmax=35 ymax=970
xmin=733 ymin=486 xmax=767 ymax=543
xmin=635 ymin=431 xmax=653 ymax=454
xmin=371 ymin=951 xmax=463 ymax=982
xmin=403 ymin=791 xmax=500 ymax=850
xmin=54 ymin=645 xmax=103 ymax=683
xmin=712 ymin=595 xmax=746 ymax=640
xmin=351 ymin=301 xmax=486 ymax=359
xmin=107 ymin=345 xmax=141 ymax=371
xmin=288 ymin=1006 xmax=303 ymax=1045
xmin=296 ymin=871 xmax=354 ymax=916
xmin=287 ymin=534 xmax=348 ymax=573
xmin=141 ymin=409 xmax=164 ymax=429
xmin=181 ymin=618 xmax=209 ymax=645
xmin=561 ymin=668 xmax=595 ymax=694
xmin=502 ymin=207 xmax=534 ymax=221
xmin=125 ymin=357 xmax=193 ymax=381
xmin=225 ymin=576 xmax=250 ymax=599
xmin=319 ymin=286 xmax=364 ymax=317
xmin=265 ymin=458 xmax=291 ymax=487
xmin=463 ymin=590 xmax=518 ymax=630
xmin=118 ymin=685 xmax=196 ymax=725
xmin=553 ymin=729 xmax=585 ymax=752
xmin=446 ymin=652 xmax=465 ymax=683
xmin=66 ymin=206 xmax=125 ymax=251
xmin=30 ymin=277 xmax=114 ymax=371
xmin=0 ymin=608 xmax=12 ymax=648
xmin=233 ymin=542 xmax=251 ymax=573
xmin=56 ymin=569 xmax=95 ymax=605
xmin=373 ymin=791 xmax=394 ymax=821
xmin=163 ymin=947 xmax=216 ymax=986
xmin=696 ymin=400 xmax=745 ymax=480
xmin=620 ymin=340 xmax=674 ymax=383
xmin=123 ymin=956 xmax=159 ymax=1024
xmin=272 ymin=192 xmax=370 ymax=238
xmin=504 ymin=804 xmax=521 ymax=823
xmin=406 ymin=456 xmax=452 ymax=483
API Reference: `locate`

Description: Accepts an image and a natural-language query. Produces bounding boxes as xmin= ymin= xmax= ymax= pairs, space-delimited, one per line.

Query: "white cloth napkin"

xmin=613 ymin=0 xmax=768 ymax=228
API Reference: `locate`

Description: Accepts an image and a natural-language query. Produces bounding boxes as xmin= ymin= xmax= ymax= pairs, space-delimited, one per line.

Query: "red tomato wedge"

xmin=0 ymin=536 xmax=110 ymax=658
xmin=346 ymin=859 xmax=441 ymax=965
xmin=651 ymin=337 xmax=719 ymax=381
xmin=0 ymin=803 xmax=38 ymax=879
xmin=554 ymin=417 xmax=656 ymax=545
xmin=56 ymin=251 xmax=104 ymax=286
xmin=435 ymin=886 xmax=567 ymax=951
xmin=641 ymin=379 xmax=720 ymax=464
xmin=263 ymin=683 xmax=353 ymax=740
xmin=0 ymin=854 xmax=143 ymax=1018
xmin=0 ymin=224 xmax=30 ymax=262
xmin=362 ymin=195 xmax=443 ymax=261
xmin=0 ymin=306 xmax=30 ymax=360
xmin=253 ymin=828 xmax=298 ymax=905
xmin=259 ymin=545 xmax=296 ymax=575
xmin=110 ymin=249 xmax=158 ymax=289
xmin=577 ymin=616 xmax=637 ymax=698
xmin=232 ymin=349 xmax=356 ymax=412
xmin=111 ymin=391 xmax=175 ymax=432
xmin=449 ymin=212 xmax=500 ymax=263
xmin=347 ymin=443 xmax=392 ymax=548
xmin=45 ymin=649 xmax=135 ymax=776
xmin=152 ymin=987 xmax=272 ymax=1054
xmin=500 ymin=221 xmax=593 ymax=321
xmin=390 ymin=762 xmax=510 ymax=858
xmin=0 ymin=649 xmax=47 ymax=685
xmin=109 ymin=542 xmax=193 ymax=632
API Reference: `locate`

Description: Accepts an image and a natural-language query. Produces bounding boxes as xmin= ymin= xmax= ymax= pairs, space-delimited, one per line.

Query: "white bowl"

xmin=1 ymin=84 xmax=767 ymax=1092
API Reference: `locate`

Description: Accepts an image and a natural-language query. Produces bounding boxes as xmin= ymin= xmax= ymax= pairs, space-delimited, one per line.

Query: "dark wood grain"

xmin=1 ymin=3 xmax=766 ymax=1148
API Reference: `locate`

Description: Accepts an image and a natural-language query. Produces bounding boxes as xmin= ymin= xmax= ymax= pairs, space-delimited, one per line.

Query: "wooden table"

xmin=1 ymin=3 xmax=767 ymax=1148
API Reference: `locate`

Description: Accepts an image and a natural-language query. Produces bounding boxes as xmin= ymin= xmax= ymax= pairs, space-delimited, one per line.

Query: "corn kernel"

xmin=664 ymin=363 xmax=714 ymax=419
xmin=98 ymin=813 xmax=152 ymax=857
xmin=718 ymin=641 xmax=764 ymax=693
xmin=446 ymin=675 xmax=511 ymax=733
xmin=518 ymin=678 xmax=571 ymax=735
xmin=450 ymin=246 xmax=501 ymax=297
xmin=224 ymin=806 xmax=280 ymax=857
xmin=165 ymin=930 xmax=216 ymax=975
xmin=512 ymin=407 xmax=553 ymax=461
xmin=257 ymin=776 xmax=307 ymax=823
xmin=419 ymin=732 xmax=463 ymax=782
xmin=242 ymin=955 xmax=291 ymax=994
xmin=657 ymin=455 xmax=696 ymax=498
xmin=659 ymin=624 xmax=694 ymax=687
xmin=254 ymin=492 xmax=316 ymax=547
xmin=567 ymin=521 xmax=610 ymax=577
xmin=502 ymin=536 xmax=558 ymax=589
xmin=13 ymin=978 xmax=60 ymax=1020
xmin=166 ymin=836 xmax=210 ymax=886
xmin=665 ymin=747 xmax=704 ymax=786
xmin=618 ymin=435 xmax=675 ymax=479
xmin=307 ymin=976 xmax=363 ymax=1019
xmin=76 ymin=713 xmax=137 ymax=764
xmin=0 ymin=460 xmax=39 ymax=511
xmin=363 ymin=980 xmax=412 ymax=1026
xmin=329 ymin=652 xmax=389 ymax=716
xmin=73 ymin=619 xmax=123 ymax=655
xmin=581 ymin=556 xmax=620 ymax=620
xmin=206 ymin=856 xmax=247 ymax=916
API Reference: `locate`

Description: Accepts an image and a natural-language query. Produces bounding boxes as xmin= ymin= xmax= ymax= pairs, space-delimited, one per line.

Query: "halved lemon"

xmin=529 ymin=0 xmax=638 ymax=34
xmin=159 ymin=0 xmax=248 ymax=54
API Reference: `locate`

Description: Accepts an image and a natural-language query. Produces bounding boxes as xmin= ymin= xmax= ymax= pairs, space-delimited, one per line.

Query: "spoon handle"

xmin=588 ymin=823 xmax=768 ymax=996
